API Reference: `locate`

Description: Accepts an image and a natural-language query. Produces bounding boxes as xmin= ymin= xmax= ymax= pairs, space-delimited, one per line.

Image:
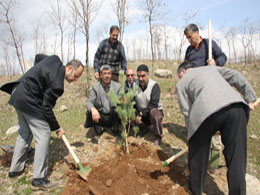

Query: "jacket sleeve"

xmin=176 ymin=84 xmax=192 ymax=128
xmin=86 ymin=87 xmax=97 ymax=111
xmin=217 ymin=67 xmax=257 ymax=103
xmin=212 ymin=40 xmax=227 ymax=66
xmin=120 ymin=45 xmax=127 ymax=73
xmin=93 ymin=41 xmax=104 ymax=73
xmin=41 ymin=87 xmax=64 ymax=131
xmin=40 ymin=59 xmax=64 ymax=131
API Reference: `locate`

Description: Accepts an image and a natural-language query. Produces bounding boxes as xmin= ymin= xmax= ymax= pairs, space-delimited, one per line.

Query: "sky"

xmin=1 ymin=0 xmax=260 ymax=69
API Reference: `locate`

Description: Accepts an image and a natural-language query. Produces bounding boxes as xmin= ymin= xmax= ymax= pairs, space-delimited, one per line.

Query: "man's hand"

xmin=94 ymin=72 xmax=100 ymax=80
xmin=207 ymin=59 xmax=216 ymax=66
xmin=135 ymin=112 xmax=142 ymax=124
xmin=91 ymin=107 xmax=100 ymax=123
xmin=249 ymin=98 xmax=260 ymax=111
xmin=56 ymin=128 xmax=65 ymax=139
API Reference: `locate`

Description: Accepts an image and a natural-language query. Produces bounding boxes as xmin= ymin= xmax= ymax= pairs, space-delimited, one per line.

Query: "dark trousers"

xmin=188 ymin=103 xmax=249 ymax=195
xmin=138 ymin=108 xmax=164 ymax=139
xmin=84 ymin=111 xmax=119 ymax=135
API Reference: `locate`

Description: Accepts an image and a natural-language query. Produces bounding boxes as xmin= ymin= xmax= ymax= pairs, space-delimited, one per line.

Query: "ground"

xmin=0 ymin=61 xmax=259 ymax=195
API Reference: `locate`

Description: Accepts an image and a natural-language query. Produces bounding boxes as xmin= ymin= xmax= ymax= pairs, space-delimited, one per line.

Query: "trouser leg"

xmin=149 ymin=108 xmax=164 ymax=140
xmin=188 ymin=118 xmax=213 ymax=195
xmin=22 ymin=112 xmax=51 ymax=179
xmin=9 ymin=110 xmax=33 ymax=173
xmin=220 ymin=104 xmax=248 ymax=195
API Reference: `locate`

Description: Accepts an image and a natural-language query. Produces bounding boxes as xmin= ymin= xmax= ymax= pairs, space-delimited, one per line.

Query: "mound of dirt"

xmin=61 ymin=142 xmax=190 ymax=195
xmin=0 ymin=152 xmax=13 ymax=167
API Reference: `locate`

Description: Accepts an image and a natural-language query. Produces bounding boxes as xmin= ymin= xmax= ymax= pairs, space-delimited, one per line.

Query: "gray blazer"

xmin=86 ymin=80 xmax=120 ymax=114
xmin=176 ymin=66 xmax=257 ymax=140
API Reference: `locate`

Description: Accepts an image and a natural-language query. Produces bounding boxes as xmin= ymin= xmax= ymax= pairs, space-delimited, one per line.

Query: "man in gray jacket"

xmin=176 ymin=61 xmax=258 ymax=195
xmin=84 ymin=65 xmax=120 ymax=136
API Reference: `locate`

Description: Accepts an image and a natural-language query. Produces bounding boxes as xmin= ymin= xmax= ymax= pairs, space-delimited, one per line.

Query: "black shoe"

xmin=32 ymin=178 xmax=58 ymax=189
xmin=9 ymin=167 xmax=25 ymax=178
xmin=94 ymin=125 xmax=104 ymax=135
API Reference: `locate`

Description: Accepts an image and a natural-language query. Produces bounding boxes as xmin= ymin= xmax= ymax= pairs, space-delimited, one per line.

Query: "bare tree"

xmin=162 ymin=25 xmax=169 ymax=64
xmin=238 ymin=18 xmax=254 ymax=64
xmin=222 ymin=26 xmax=233 ymax=63
xmin=153 ymin=24 xmax=162 ymax=64
xmin=142 ymin=0 xmax=166 ymax=77
xmin=0 ymin=0 xmax=25 ymax=74
xmin=68 ymin=6 xmax=79 ymax=59
xmin=1 ymin=44 xmax=17 ymax=75
xmin=49 ymin=0 xmax=68 ymax=63
xmin=229 ymin=26 xmax=238 ymax=63
xmin=32 ymin=17 xmax=48 ymax=55
xmin=175 ymin=10 xmax=198 ymax=62
xmin=94 ymin=22 xmax=109 ymax=44
xmin=112 ymin=0 xmax=128 ymax=42
xmin=70 ymin=0 xmax=102 ymax=91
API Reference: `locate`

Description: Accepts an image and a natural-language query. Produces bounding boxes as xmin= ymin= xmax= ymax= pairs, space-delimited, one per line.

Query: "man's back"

xmin=176 ymin=66 xmax=253 ymax=139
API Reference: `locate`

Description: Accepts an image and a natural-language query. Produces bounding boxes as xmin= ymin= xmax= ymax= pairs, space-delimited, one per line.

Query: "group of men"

xmin=0 ymin=23 xmax=259 ymax=195
xmin=84 ymin=64 xmax=164 ymax=146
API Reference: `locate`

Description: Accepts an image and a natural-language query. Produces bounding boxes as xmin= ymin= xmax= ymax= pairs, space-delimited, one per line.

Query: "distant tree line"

xmin=0 ymin=0 xmax=259 ymax=77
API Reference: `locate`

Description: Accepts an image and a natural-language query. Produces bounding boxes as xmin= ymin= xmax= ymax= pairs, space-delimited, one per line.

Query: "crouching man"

xmin=135 ymin=64 xmax=164 ymax=145
xmin=176 ymin=61 xmax=258 ymax=195
xmin=84 ymin=65 xmax=120 ymax=136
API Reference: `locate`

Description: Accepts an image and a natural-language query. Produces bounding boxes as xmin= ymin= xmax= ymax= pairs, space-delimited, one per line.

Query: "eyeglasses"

xmin=126 ymin=74 xmax=134 ymax=77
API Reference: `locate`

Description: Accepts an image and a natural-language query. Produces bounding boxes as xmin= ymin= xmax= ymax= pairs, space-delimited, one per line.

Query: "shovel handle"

xmin=61 ymin=134 xmax=80 ymax=164
xmin=166 ymin=148 xmax=188 ymax=165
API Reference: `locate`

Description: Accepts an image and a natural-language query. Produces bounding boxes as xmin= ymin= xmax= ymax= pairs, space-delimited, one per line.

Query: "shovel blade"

xmin=77 ymin=166 xmax=91 ymax=181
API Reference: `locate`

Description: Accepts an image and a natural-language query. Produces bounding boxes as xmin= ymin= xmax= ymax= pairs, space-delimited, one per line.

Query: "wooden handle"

xmin=254 ymin=98 xmax=260 ymax=105
xmin=208 ymin=19 xmax=212 ymax=60
xmin=166 ymin=148 xmax=188 ymax=164
xmin=61 ymin=134 xmax=80 ymax=164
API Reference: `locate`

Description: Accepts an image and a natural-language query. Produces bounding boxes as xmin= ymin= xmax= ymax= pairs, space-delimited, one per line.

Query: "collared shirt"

xmin=101 ymin=81 xmax=111 ymax=93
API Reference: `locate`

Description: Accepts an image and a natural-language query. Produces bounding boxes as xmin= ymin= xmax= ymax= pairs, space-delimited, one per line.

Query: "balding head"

xmin=126 ymin=68 xmax=136 ymax=84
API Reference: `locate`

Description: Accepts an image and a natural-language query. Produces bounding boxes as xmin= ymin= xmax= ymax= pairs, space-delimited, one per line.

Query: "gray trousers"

xmin=10 ymin=110 xmax=51 ymax=179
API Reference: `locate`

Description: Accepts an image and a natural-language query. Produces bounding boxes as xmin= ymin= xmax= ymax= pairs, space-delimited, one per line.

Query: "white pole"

xmin=208 ymin=19 xmax=212 ymax=60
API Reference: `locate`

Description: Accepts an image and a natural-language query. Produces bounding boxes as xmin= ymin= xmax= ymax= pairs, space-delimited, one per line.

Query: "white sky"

xmin=1 ymin=0 xmax=260 ymax=68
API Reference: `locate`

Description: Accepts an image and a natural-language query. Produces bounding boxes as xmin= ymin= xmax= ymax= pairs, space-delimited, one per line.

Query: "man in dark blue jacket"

xmin=0 ymin=55 xmax=84 ymax=189
xmin=184 ymin=23 xmax=227 ymax=172
xmin=184 ymin=23 xmax=227 ymax=66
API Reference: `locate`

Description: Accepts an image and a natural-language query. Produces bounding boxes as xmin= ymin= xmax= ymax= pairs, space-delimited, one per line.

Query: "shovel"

xmin=61 ymin=134 xmax=91 ymax=181
xmin=162 ymin=148 xmax=188 ymax=168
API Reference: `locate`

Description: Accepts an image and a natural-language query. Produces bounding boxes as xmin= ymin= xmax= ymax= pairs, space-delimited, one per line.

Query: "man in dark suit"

xmin=124 ymin=68 xmax=138 ymax=93
xmin=0 ymin=54 xmax=84 ymax=189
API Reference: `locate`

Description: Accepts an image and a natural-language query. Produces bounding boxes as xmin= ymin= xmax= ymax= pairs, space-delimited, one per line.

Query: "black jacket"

xmin=0 ymin=55 xmax=65 ymax=130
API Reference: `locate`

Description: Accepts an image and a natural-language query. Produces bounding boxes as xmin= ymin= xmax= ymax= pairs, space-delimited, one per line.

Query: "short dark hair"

xmin=110 ymin=25 xmax=120 ymax=34
xmin=177 ymin=61 xmax=195 ymax=75
xmin=137 ymin=64 xmax=149 ymax=73
xmin=66 ymin=59 xmax=84 ymax=70
xmin=100 ymin=64 xmax=111 ymax=72
xmin=184 ymin=23 xmax=199 ymax=35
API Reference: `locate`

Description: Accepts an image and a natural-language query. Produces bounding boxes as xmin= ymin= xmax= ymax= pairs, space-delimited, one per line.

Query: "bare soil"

xmin=61 ymin=142 xmax=189 ymax=195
